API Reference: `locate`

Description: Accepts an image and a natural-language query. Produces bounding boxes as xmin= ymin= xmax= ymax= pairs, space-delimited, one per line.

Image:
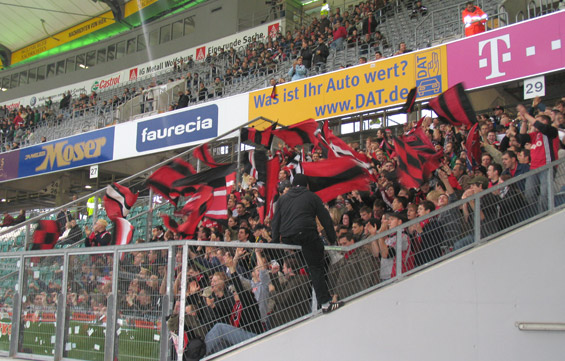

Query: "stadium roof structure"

xmin=0 ymin=0 xmax=206 ymax=68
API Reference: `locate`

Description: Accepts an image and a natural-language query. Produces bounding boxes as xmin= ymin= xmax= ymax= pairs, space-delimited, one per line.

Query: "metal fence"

xmin=0 ymin=157 xmax=563 ymax=360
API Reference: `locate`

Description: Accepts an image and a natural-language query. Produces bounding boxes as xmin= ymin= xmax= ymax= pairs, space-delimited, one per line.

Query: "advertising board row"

xmin=0 ymin=11 xmax=563 ymax=182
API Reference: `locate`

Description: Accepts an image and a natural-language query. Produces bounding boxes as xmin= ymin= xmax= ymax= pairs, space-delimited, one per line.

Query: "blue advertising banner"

xmin=136 ymin=104 xmax=219 ymax=152
xmin=18 ymin=128 xmax=115 ymax=177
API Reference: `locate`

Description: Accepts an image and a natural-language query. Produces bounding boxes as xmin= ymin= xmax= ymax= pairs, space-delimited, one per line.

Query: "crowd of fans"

xmin=1 ymin=0 xmax=428 ymax=152
xmin=4 ymin=92 xmax=563 ymax=357
xmin=2 ymin=0 xmax=564 ymax=357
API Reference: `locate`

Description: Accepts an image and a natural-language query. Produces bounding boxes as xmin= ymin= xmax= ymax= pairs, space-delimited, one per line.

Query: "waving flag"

xmin=193 ymin=143 xmax=227 ymax=168
xmin=241 ymin=123 xmax=276 ymax=148
xmin=300 ymin=157 xmax=372 ymax=202
xmin=273 ymin=118 xmax=318 ymax=147
xmin=147 ymin=158 xmax=196 ymax=206
xmin=31 ymin=220 xmax=61 ymax=250
xmin=428 ymin=83 xmax=476 ymax=128
xmin=104 ymin=183 xmax=138 ymax=221
xmin=113 ymin=218 xmax=134 ymax=247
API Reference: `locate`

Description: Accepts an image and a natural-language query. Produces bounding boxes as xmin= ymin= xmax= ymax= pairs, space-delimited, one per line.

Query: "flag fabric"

xmin=400 ymin=87 xmax=417 ymax=113
xmin=104 ymin=183 xmax=138 ymax=221
xmin=243 ymin=150 xmax=268 ymax=183
xmin=161 ymin=215 xmax=180 ymax=234
xmin=240 ymin=123 xmax=276 ymax=148
xmin=272 ymin=118 xmax=319 ymax=147
xmin=428 ymin=83 xmax=476 ymax=128
xmin=271 ymin=84 xmax=277 ymax=99
xmin=402 ymin=127 xmax=443 ymax=177
xmin=113 ymin=218 xmax=134 ymax=247
xmin=193 ymin=143 xmax=227 ymax=168
xmin=466 ymin=122 xmax=482 ymax=168
xmin=300 ymin=157 xmax=372 ymax=203
xmin=393 ymin=136 xmax=425 ymax=189
xmin=204 ymin=187 xmax=229 ymax=221
xmin=265 ymin=155 xmax=281 ymax=220
xmin=177 ymin=186 xmax=214 ymax=238
xmin=317 ymin=121 xmax=371 ymax=164
xmin=147 ymin=158 xmax=196 ymax=206
xmin=172 ymin=163 xmax=237 ymax=194
xmin=31 ymin=220 xmax=61 ymax=250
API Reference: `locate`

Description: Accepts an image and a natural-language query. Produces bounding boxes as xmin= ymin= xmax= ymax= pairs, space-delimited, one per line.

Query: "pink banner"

xmin=447 ymin=11 xmax=565 ymax=89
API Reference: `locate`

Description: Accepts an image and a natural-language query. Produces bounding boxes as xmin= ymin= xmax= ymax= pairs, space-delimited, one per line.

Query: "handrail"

xmin=0 ymin=114 xmax=277 ymax=239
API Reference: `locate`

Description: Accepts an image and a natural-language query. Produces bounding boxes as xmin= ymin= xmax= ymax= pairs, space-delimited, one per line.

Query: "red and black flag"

xmin=147 ymin=158 xmax=196 ymax=206
xmin=271 ymin=84 xmax=277 ymax=99
xmin=177 ymin=186 xmax=214 ymax=239
xmin=380 ymin=139 xmax=395 ymax=160
xmin=317 ymin=121 xmax=371 ymax=164
xmin=393 ymin=136 xmax=425 ymax=189
xmin=240 ymin=123 xmax=276 ymax=148
xmin=265 ymin=155 xmax=281 ymax=220
xmin=31 ymin=220 xmax=61 ymax=250
xmin=193 ymin=143 xmax=227 ymax=168
xmin=300 ymin=157 xmax=372 ymax=203
xmin=272 ymin=118 xmax=319 ymax=148
xmin=161 ymin=214 xmax=180 ymax=234
xmin=104 ymin=183 xmax=138 ymax=221
xmin=466 ymin=122 xmax=482 ymax=168
xmin=400 ymin=87 xmax=417 ymax=113
xmin=428 ymin=83 xmax=476 ymax=128
xmin=113 ymin=218 xmax=134 ymax=247
xmin=402 ymin=127 xmax=443 ymax=177
xmin=172 ymin=163 xmax=237 ymax=194
xmin=243 ymin=150 xmax=268 ymax=183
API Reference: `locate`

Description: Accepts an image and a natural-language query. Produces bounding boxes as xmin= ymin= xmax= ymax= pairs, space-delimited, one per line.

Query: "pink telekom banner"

xmin=447 ymin=11 xmax=565 ymax=89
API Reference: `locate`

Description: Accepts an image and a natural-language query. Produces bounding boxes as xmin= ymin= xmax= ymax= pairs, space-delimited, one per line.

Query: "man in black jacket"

xmin=271 ymin=174 xmax=342 ymax=313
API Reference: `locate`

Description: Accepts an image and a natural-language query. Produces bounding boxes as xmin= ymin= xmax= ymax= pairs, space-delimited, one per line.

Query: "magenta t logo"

xmin=478 ymin=34 xmax=511 ymax=80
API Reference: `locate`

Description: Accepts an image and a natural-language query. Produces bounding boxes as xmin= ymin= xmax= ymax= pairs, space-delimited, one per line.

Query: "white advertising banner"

xmin=0 ymin=20 xmax=282 ymax=108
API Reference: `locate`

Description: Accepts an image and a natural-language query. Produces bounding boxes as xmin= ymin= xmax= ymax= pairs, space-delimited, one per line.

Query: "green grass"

xmin=3 ymin=320 xmax=160 ymax=360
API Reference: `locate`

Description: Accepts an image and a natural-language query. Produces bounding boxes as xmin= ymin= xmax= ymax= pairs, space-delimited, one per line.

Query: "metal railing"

xmin=0 ymin=154 xmax=564 ymax=359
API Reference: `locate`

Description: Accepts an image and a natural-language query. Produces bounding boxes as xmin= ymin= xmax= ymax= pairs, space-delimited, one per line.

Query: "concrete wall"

xmin=221 ymin=209 xmax=565 ymax=361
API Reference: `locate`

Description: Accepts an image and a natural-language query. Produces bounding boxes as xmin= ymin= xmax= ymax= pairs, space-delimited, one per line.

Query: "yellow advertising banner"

xmin=11 ymin=0 xmax=157 ymax=64
xmin=248 ymin=46 xmax=448 ymax=129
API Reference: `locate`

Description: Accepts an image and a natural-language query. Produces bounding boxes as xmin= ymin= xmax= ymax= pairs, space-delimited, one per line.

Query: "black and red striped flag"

xmin=300 ymin=157 xmax=372 ymax=203
xmin=240 ymin=123 xmax=276 ymax=148
xmin=243 ymin=150 xmax=268 ymax=183
xmin=31 ymin=220 xmax=61 ymax=250
xmin=172 ymin=163 xmax=237 ymax=193
xmin=104 ymin=183 xmax=138 ymax=221
xmin=393 ymin=136 xmax=424 ymax=189
xmin=147 ymin=158 xmax=196 ymax=206
xmin=265 ymin=155 xmax=281 ymax=220
xmin=466 ymin=122 xmax=482 ymax=168
xmin=193 ymin=143 xmax=227 ymax=168
xmin=428 ymin=83 xmax=476 ymax=128
xmin=113 ymin=218 xmax=134 ymax=247
xmin=272 ymin=118 xmax=319 ymax=148
xmin=400 ymin=87 xmax=417 ymax=113
xmin=402 ymin=127 xmax=443 ymax=177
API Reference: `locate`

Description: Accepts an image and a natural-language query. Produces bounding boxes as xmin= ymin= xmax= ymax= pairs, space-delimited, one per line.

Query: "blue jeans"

xmin=453 ymin=234 xmax=474 ymax=250
xmin=205 ymin=323 xmax=256 ymax=355
xmin=525 ymin=170 xmax=549 ymax=213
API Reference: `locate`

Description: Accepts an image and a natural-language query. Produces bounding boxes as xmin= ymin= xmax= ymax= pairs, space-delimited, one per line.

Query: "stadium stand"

xmin=0 ymin=0 xmax=564 ymax=360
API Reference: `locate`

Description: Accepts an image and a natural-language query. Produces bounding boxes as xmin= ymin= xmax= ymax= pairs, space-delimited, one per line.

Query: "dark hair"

xmin=339 ymin=232 xmax=354 ymax=242
xmin=352 ymin=218 xmax=364 ymax=227
xmin=489 ymin=163 xmax=502 ymax=175
xmin=420 ymin=200 xmax=436 ymax=213
xmin=395 ymin=196 xmax=409 ymax=209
